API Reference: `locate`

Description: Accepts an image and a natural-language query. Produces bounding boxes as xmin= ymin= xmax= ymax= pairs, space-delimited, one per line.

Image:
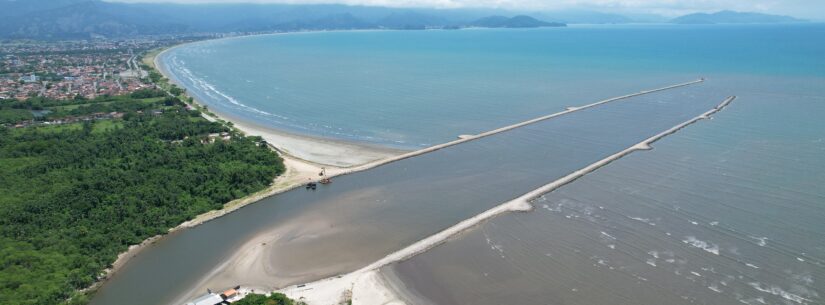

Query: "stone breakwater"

xmin=280 ymin=95 xmax=736 ymax=305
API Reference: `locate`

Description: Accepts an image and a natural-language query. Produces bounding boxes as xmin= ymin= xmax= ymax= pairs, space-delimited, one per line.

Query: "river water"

xmin=93 ymin=24 xmax=825 ymax=305
xmin=90 ymin=82 xmax=725 ymax=305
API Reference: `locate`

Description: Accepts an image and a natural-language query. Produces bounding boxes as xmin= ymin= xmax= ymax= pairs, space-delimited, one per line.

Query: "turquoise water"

xmin=104 ymin=24 xmax=825 ymax=305
xmin=89 ymin=83 xmax=723 ymax=305
xmin=159 ymin=24 xmax=824 ymax=149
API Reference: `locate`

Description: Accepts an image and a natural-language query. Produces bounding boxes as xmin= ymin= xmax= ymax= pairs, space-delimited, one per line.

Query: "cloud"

xmin=107 ymin=0 xmax=824 ymax=19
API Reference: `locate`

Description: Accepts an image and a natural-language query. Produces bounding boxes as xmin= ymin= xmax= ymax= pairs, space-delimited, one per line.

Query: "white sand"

xmin=150 ymin=48 xmax=713 ymax=304
xmin=231 ymin=120 xmax=404 ymax=168
xmin=164 ymin=78 xmax=711 ymax=304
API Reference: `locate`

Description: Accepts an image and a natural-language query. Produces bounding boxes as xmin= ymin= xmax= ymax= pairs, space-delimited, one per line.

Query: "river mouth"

xmin=90 ymin=79 xmax=727 ymax=305
xmin=93 ymin=24 xmax=825 ymax=305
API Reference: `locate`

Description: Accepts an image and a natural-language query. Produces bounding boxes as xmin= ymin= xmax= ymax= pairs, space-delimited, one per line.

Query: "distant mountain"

xmin=377 ymin=12 xmax=452 ymax=29
xmin=533 ymin=10 xmax=636 ymax=24
xmin=0 ymin=0 xmax=580 ymax=39
xmin=471 ymin=15 xmax=566 ymax=28
xmin=671 ymin=10 xmax=805 ymax=24
xmin=0 ymin=0 xmax=89 ymax=17
xmin=0 ymin=0 xmax=186 ymax=39
xmin=259 ymin=13 xmax=375 ymax=31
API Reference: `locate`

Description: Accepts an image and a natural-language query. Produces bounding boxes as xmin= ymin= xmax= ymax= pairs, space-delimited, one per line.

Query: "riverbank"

xmin=142 ymin=35 xmax=711 ymax=305
xmin=163 ymin=82 xmax=712 ymax=304
xmin=86 ymin=43 xmax=401 ymax=298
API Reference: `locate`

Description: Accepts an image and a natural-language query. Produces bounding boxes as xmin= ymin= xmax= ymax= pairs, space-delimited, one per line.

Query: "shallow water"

xmin=89 ymin=82 xmax=723 ymax=305
xmin=385 ymin=76 xmax=825 ymax=305
xmin=95 ymin=25 xmax=825 ymax=305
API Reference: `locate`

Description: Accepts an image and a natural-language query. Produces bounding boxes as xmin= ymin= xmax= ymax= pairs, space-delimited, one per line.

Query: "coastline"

xmin=129 ymin=44 xmax=708 ymax=303
xmin=89 ymin=40 xmax=406 ymax=296
xmin=162 ymin=78 xmax=709 ymax=304
xmin=99 ymin=34 xmax=706 ymax=304
xmin=153 ymin=41 xmax=406 ymax=168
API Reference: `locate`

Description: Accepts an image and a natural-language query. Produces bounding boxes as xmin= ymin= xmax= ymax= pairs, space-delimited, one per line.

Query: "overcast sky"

xmin=107 ymin=0 xmax=825 ymax=19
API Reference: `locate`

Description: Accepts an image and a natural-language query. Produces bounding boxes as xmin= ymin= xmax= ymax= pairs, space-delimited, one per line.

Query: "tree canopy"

xmin=0 ymin=101 xmax=284 ymax=304
xmin=234 ymin=293 xmax=305 ymax=305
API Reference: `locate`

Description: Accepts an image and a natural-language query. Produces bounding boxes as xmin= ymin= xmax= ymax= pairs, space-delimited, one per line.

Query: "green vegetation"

xmin=0 ymin=98 xmax=284 ymax=304
xmin=129 ymin=88 xmax=167 ymax=99
xmin=138 ymin=50 xmax=216 ymax=115
xmin=0 ymin=107 xmax=33 ymax=124
xmin=234 ymin=293 xmax=306 ymax=305
xmin=0 ymin=92 xmax=178 ymax=129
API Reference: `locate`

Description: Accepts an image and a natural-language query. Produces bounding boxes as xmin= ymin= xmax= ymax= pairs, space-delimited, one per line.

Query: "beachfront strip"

xmin=0 ymin=37 xmax=211 ymax=101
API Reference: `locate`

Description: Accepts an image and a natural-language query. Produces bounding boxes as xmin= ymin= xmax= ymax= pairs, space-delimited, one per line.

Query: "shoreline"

xmin=89 ymin=39 xmax=405 ymax=296
xmin=275 ymin=96 xmax=737 ymax=305
xmin=96 ymin=32 xmax=705 ymax=303
xmin=128 ymin=43 xmax=707 ymax=302
xmin=163 ymin=78 xmax=710 ymax=304
xmin=153 ymin=40 xmax=407 ymax=168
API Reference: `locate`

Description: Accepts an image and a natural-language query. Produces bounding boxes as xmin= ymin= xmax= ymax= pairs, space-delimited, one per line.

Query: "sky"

xmin=107 ymin=0 xmax=825 ymax=19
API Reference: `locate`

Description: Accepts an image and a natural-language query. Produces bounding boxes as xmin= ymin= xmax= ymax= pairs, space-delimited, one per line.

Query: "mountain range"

xmin=671 ymin=10 xmax=806 ymax=24
xmin=0 ymin=1 xmax=808 ymax=40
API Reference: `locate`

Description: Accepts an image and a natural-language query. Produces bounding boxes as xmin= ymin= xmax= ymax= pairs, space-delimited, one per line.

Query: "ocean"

xmin=159 ymin=24 xmax=824 ymax=149
xmin=96 ymin=24 xmax=825 ymax=305
xmin=384 ymin=76 xmax=825 ymax=305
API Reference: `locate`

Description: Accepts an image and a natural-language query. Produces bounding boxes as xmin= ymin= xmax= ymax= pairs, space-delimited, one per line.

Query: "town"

xmin=0 ymin=37 xmax=209 ymax=101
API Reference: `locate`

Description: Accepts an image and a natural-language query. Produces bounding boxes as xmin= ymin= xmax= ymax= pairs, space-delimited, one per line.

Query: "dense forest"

xmin=0 ymin=98 xmax=284 ymax=304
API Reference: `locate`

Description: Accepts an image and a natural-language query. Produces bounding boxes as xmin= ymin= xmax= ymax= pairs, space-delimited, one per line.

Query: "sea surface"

xmin=384 ymin=76 xmax=825 ymax=305
xmin=95 ymin=24 xmax=825 ymax=305
xmin=159 ymin=24 xmax=825 ymax=148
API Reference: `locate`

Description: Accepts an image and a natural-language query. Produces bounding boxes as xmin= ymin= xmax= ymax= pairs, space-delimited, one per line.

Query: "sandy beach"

xmin=152 ymin=43 xmax=405 ymax=169
xmin=90 ymin=44 xmax=404 ymax=297
xmin=147 ymin=39 xmax=720 ymax=305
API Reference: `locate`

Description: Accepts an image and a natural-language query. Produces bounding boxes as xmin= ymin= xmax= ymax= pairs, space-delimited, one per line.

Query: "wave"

xmin=748 ymin=282 xmax=811 ymax=304
xmin=164 ymin=53 xmax=427 ymax=148
xmin=682 ymin=236 xmax=720 ymax=255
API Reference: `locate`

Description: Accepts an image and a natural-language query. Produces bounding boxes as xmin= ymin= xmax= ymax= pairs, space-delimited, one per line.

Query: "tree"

xmin=0 ymin=100 xmax=284 ymax=305
xmin=234 ymin=293 xmax=304 ymax=305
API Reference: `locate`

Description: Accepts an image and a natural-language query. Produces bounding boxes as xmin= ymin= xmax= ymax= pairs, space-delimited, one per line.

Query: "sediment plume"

xmin=279 ymin=95 xmax=737 ymax=305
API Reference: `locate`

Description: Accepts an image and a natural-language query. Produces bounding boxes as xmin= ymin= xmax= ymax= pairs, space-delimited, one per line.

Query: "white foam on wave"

xmin=683 ymin=236 xmax=720 ymax=255
xmin=748 ymin=282 xmax=811 ymax=304
xmin=736 ymin=296 xmax=767 ymax=305
xmin=600 ymin=231 xmax=616 ymax=240
xmin=168 ymin=55 xmax=418 ymax=145
xmin=749 ymin=236 xmax=769 ymax=247
xmin=630 ymin=216 xmax=656 ymax=226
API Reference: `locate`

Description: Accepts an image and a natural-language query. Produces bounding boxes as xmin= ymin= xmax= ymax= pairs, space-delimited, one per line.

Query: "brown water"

xmin=89 ymin=83 xmax=724 ymax=305
xmin=385 ymin=76 xmax=825 ymax=305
